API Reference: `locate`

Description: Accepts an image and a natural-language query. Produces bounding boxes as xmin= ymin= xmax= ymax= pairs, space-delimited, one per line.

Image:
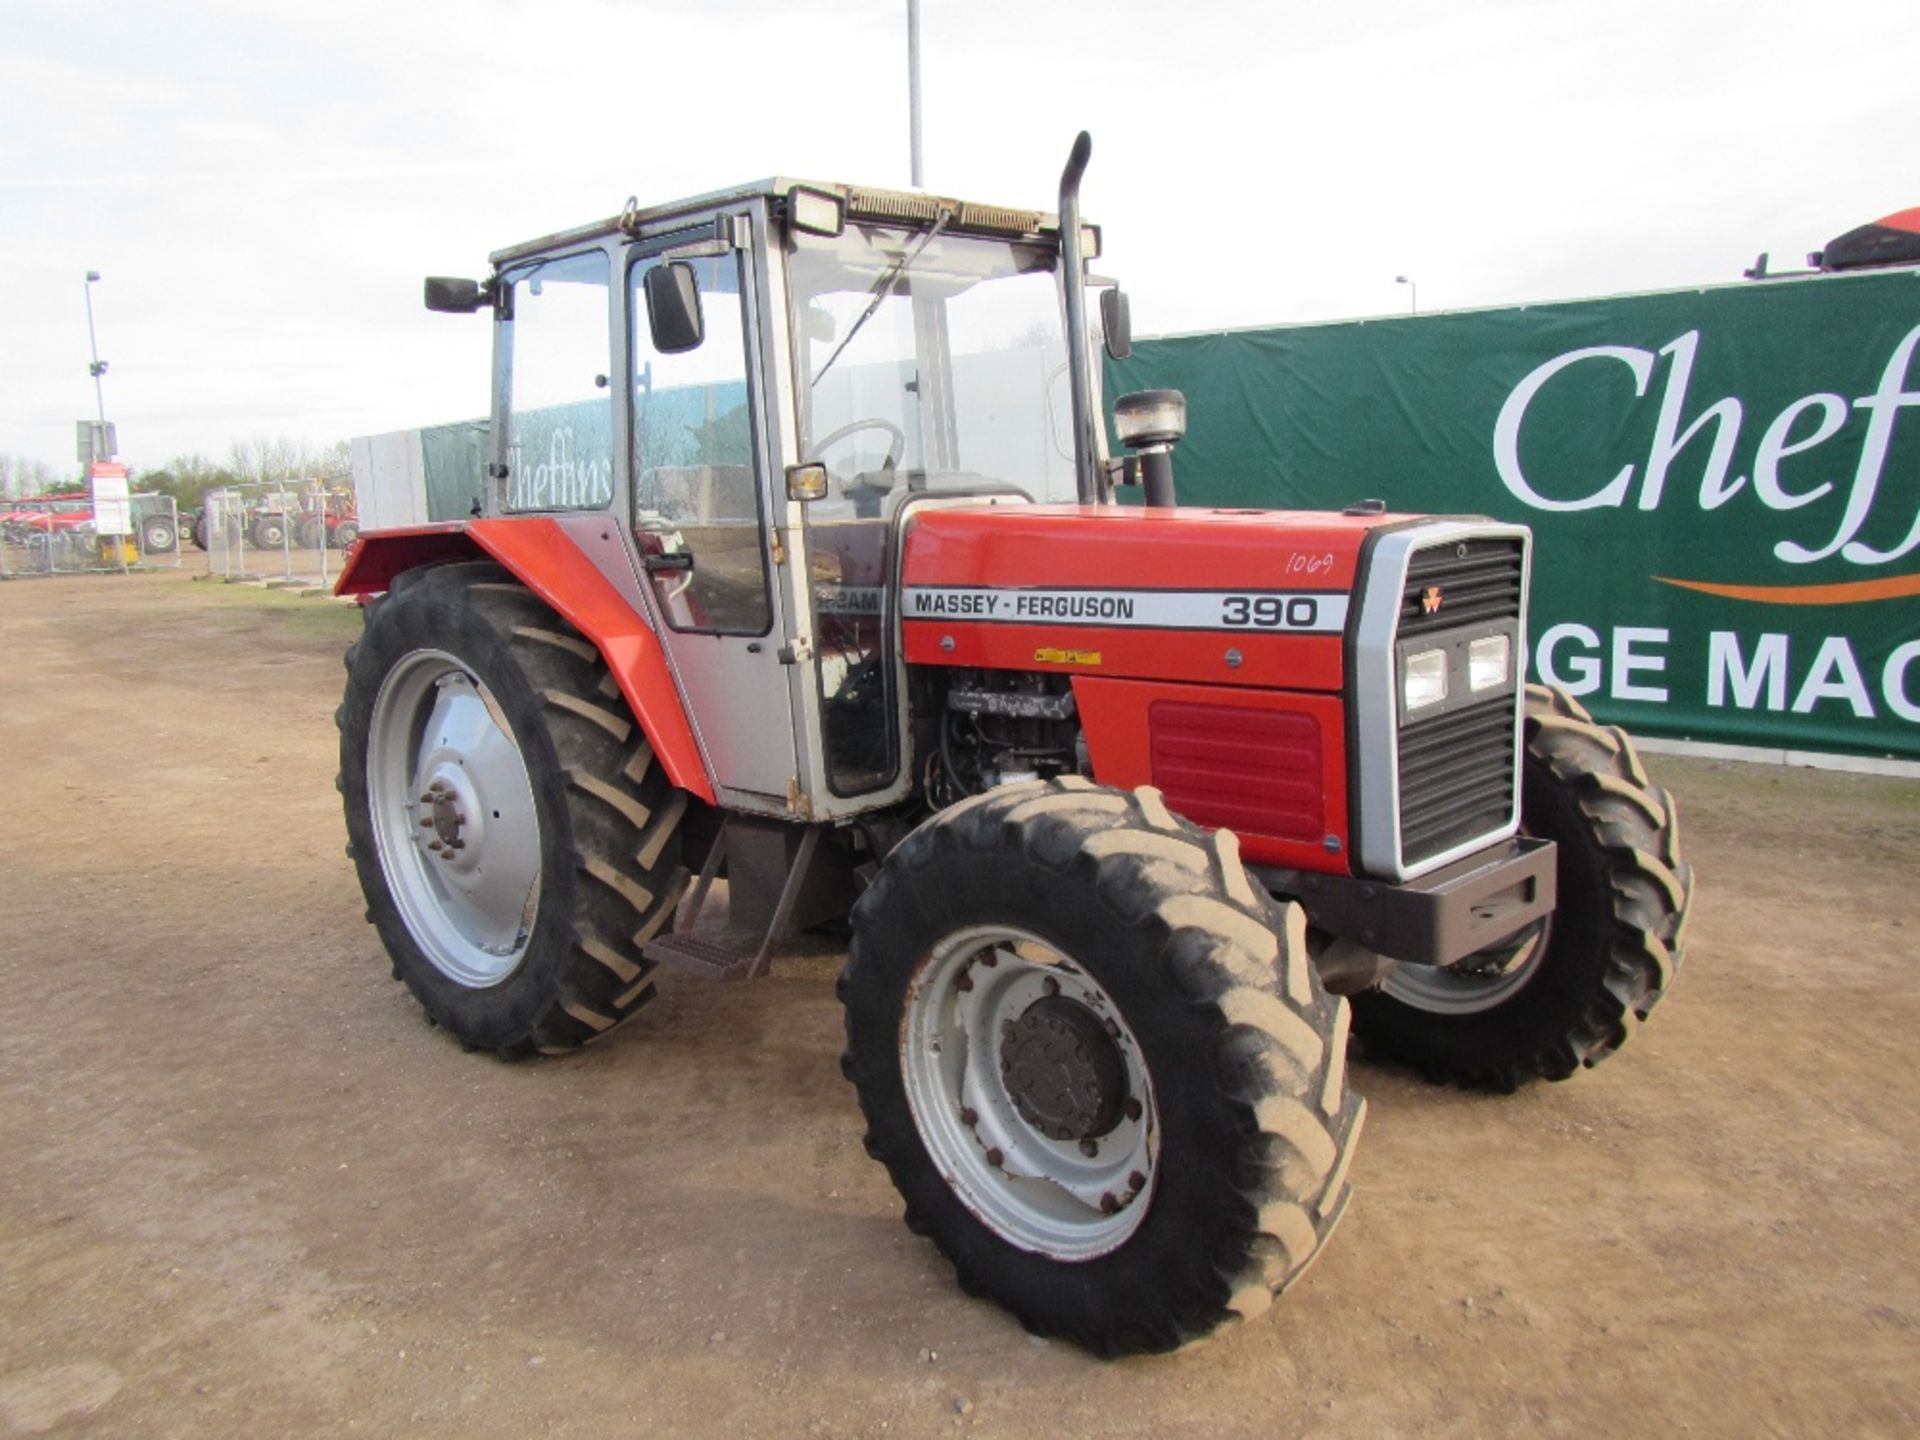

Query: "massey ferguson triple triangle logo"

xmin=1421 ymin=585 xmax=1445 ymax=614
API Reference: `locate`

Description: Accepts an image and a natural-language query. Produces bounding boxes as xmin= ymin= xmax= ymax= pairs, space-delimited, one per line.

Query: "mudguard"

xmin=336 ymin=520 xmax=714 ymax=803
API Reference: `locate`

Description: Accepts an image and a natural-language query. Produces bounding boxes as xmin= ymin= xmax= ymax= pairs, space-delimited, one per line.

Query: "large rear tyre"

xmin=338 ymin=562 xmax=690 ymax=1056
xmin=840 ymin=779 xmax=1365 ymax=1355
xmin=1351 ymin=684 xmax=1693 ymax=1088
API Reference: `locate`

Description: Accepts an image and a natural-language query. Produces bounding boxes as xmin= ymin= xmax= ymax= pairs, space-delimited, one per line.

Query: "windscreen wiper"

xmin=811 ymin=208 xmax=953 ymax=386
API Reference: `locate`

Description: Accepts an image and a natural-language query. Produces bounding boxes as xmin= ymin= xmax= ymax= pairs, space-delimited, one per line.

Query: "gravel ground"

xmin=1 ymin=569 xmax=1915 ymax=1438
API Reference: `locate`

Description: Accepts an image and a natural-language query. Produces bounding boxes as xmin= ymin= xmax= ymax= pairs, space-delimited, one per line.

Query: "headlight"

xmin=1469 ymin=634 xmax=1511 ymax=692
xmin=1403 ymin=648 xmax=1448 ymax=711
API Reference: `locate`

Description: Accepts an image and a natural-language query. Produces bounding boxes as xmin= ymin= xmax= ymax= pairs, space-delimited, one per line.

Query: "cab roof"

xmin=488 ymin=177 xmax=1067 ymax=268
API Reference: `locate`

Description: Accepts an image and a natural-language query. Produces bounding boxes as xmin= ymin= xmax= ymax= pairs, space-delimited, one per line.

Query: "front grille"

xmin=1397 ymin=699 xmax=1518 ymax=866
xmin=1392 ymin=535 xmax=1524 ymax=868
xmin=1399 ymin=538 xmax=1524 ymax=639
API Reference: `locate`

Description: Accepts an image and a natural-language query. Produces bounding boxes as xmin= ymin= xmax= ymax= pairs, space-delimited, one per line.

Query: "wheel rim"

xmin=367 ymin=649 xmax=543 ymax=987
xmin=1381 ymin=914 xmax=1553 ymax=1014
xmin=900 ymin=925 xmax=1160 ymax=1261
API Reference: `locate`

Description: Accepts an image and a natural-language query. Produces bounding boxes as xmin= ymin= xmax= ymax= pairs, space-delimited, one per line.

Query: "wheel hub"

xmin=899 ymin=926 xmax=1161 ymax=1261
xmin=1000 ymin=996 xmax=1127 ymax=1142
xmin=368 ymin=650 xmax=543 ymax=987
xmin=417 ymin=768 xmax=484 ymax=868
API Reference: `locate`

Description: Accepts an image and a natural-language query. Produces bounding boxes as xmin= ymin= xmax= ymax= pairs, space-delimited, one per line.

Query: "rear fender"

xmin=336 ymin=521 xmax=714 ymax=803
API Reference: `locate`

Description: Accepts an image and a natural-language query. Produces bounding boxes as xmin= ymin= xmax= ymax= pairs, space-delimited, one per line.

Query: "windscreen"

xmin=786 ymin=225 xmax=1079 ymax=505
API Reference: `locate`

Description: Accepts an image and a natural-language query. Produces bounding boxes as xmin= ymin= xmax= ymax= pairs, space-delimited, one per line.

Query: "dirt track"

xmin=2 ymin=570 xmax=1916 ymax=1438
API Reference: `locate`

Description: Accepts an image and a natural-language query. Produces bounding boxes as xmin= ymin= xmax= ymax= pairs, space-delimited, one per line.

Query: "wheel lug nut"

xmin=985 ymin=1147 xmax=1004 ymax=1168
xmin=1128 ymin=1170 xmax=1146 ymax=1191
xmin=1099 ymin=1192 xmax=1119 ymax=1214
xmin=954 ymin=972 xmax=973 ymax=993
xmin=960 ymin=1107 xmax=978 ymax=1127
xmin=1124 ymin=1099 xmax=1143 ymax=1122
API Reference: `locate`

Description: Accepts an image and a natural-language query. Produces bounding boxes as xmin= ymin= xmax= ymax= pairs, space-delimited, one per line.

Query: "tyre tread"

xmin=839 ymin=779 xmax=1364 ymax=1354
xmin=338 ymin=567 xmax=688 ymax=1057
xmin=1355 ymin=683 xmax=1692 ymax=1086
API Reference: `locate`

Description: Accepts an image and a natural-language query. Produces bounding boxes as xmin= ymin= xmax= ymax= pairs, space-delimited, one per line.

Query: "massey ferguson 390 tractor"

xmin=335 ymin=134 xmax=1692 ymax=1355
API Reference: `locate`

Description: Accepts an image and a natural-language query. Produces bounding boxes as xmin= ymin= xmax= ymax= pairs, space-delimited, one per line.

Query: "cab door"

xmin=625 ymin=219 xmax=799 ymax=806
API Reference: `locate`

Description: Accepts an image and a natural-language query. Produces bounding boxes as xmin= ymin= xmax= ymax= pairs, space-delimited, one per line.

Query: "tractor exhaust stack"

xmin=1057 ymin=131 xmax=1101 ymax=506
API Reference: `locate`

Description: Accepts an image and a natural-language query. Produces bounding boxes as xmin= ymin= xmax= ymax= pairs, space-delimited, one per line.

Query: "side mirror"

xmin=1101 ymin=287 xmax=1132 ymax=360
xmin=645 ymin=262 xmax=705 ymax=354
xmin=424 ymin=277 xmax=488 ymax=314
xmin=785 ymin=463 xmax=829 ymax=502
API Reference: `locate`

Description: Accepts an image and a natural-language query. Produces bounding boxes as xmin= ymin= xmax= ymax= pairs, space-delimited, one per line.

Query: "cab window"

xmin=502 ymin=250 xmax=614 ymax=512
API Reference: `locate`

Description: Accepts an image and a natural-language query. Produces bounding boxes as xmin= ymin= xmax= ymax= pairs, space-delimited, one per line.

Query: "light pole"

xmin=907 ymin=0 xmax=924 ymax=187
xmin=1395 ymin=274 xmax=1417 ymax=315
xmin=83 ymin=270 xmax=110 ymax=442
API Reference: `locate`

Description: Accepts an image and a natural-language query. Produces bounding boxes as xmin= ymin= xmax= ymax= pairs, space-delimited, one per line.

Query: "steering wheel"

xmin=810 ymin=418 xmax=907 ymax=476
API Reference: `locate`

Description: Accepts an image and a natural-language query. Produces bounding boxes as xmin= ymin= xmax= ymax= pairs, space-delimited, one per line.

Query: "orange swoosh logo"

xmin=1653 ymin=572 xmax=1920 ymax=605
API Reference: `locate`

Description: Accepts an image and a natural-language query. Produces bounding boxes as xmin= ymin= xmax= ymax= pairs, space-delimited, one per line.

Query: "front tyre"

xmin=840 ymin=779 xmax=1365 ymax=1355
xmin=338 ymin=563 xmax=690 ymax=1056
xmin=1351 ymin=684 xmax=1693 ymax=1088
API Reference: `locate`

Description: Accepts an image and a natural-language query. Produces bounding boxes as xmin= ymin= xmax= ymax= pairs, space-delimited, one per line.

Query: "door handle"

xmin=643 ymin=551 xmax=694 ymax=573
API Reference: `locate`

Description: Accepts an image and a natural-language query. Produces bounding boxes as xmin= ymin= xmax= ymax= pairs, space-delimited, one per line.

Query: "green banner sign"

xmin=1111 ymin=268 xmax=1920 ymax=760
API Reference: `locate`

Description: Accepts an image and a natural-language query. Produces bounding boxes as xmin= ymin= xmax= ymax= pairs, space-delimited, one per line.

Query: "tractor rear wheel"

xmin=338 ymin=562 xmax=689 ymax=1056
xmin=1351 ymin=684 xmax=1693 ymax=1088
xmin=840 ymin=779 xmax=1365 ymax=1354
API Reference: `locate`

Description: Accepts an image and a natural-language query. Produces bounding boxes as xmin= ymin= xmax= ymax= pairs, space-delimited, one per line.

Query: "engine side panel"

xmin=336 ymin=520 xmax=716 ymax=804
xmin=1073 ymin=675 xmax=1352 ymax=874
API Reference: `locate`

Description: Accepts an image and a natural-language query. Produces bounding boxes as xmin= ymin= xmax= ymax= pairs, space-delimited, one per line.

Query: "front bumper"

xmin=1251 ymin=835 xmax=1557 ymax=968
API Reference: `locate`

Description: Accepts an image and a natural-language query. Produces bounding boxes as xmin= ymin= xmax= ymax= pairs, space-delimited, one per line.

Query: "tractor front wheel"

xmin=1351 ymin=684 xmax=1693 ymax=1088
xmin=338 ymin=562 xmax=690 ymax=1056
xmin=840 ymin=779 xmax=1365 ymax=1354
xmin=141 ymin=516 xmax=177 ymax=552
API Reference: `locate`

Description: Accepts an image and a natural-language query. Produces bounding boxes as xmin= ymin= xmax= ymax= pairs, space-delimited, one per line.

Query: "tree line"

xmin=0 ymin=436 xmax=351 ymax=509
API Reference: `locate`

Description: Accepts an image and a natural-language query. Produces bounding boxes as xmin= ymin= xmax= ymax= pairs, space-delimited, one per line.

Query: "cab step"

xmin=643 ymin=821 xmax=828 ymax=984
xmin=642 ymin=931 xmax=760 ymax=983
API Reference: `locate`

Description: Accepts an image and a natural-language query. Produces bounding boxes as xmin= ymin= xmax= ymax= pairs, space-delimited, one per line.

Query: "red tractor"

xmin=335 ymin=135 xmax=1691 ymax=1355
xmin=295 ymin=491 xmax=360 ymax=552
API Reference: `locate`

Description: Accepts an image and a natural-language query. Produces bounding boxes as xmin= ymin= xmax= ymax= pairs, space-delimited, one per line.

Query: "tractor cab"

xmin=430 ymin=174 xmax=1119 ymax=818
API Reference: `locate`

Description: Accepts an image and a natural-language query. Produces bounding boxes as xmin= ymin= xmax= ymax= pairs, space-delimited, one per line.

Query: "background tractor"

xmin=334 ymin=134 xmax=1692 ymax=1356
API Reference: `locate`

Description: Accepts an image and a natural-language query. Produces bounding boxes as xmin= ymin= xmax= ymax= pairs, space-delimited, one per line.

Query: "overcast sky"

xmin=2 ymin=0 xmax=1910 ymax=474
